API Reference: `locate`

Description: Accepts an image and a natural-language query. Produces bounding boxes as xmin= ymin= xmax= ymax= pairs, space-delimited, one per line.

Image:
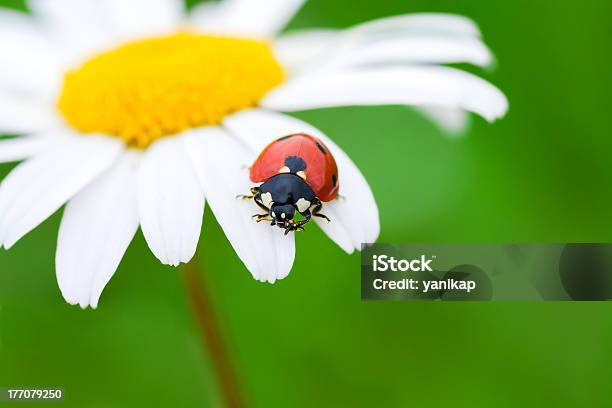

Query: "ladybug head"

xmin=270 ymin=203 xmax=295 ymax=227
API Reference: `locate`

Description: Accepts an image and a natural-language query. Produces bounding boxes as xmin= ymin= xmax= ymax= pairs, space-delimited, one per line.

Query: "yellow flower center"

xmin=58 ymin=33 xmax=284 ymax=148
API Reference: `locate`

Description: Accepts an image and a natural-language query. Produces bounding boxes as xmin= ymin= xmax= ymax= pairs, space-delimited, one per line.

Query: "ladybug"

xmin=239 ymin=133 xmax=339 ymax=234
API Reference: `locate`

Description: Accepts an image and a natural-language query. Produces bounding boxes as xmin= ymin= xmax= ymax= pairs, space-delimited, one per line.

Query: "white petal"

xmin=347 ymin=13 xmax=482 ymax=38
xmin=274 ymin=29 xmax=340 ymax=71
xmin=0 ymin=93 xmax=59 ymax=134
xmin=261 ymin=66 xmax=508 ymax=122
xmin=190 ymin=0 xmax=305 ymax=37
xmin=138 ymin=136 xmax=205 ymax=267
xmin=321 ymin=36 xmax=493 ymax=70
xmin=27 ymin=0 xmax=118 ymax=67
xmin=223 ymin=109 xmax=379 ymax=252
xmin=416 ymin=106 xmax=470 ymax=135
xmin=183 ymin=127 xmax=294 ymax=282
xmin=0 ymin=135 xmax=123 ymax=249
xmin=0 ymin=9 xmax=61 ymax=98
xmin=103 ymin=0 xmax=183 ymax=39
xmin=275 ymin=13 xmax=488 ymax=75
xmin=222 ymin=111 xmax=277 ymax=154
xmin=0 ymin=135 xmax=54 ymax=163
xmin=56 ymin=152 xmax=140 ymax=309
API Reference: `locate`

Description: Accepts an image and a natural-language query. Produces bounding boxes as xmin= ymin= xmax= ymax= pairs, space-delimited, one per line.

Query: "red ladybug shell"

xmin=250 ymin=133 xmax=339 ymax=202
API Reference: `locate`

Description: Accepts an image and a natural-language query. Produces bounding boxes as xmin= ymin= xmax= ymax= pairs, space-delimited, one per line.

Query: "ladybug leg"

xmin=294 ymin=210 xmax=312 ymax=228
xmin=253 ymin=197 xmax=270 ymax=213
xmin=311 ymin=200 xmax=331 ymax=223
xmin=236 ymin=186 xmax=260 ymax=200
xmin=251 ymin=197 xmax=272 ymax=223
xmin=252 ymin=213 xmax=271 ymax=223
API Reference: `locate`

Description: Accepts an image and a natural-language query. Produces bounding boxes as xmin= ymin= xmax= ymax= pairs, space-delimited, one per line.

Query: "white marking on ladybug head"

xmin=296 ymin=170 xmax=307 ymax=180
xmin=281 ymin=212 xmax=286 ymax=219
xmin=260 ymin=192 xmax=273 ymax=208
xmin=295 ymin=198 xmax=311 ymax=213
xmin=279 ymin=166 xmax=290 ymax=173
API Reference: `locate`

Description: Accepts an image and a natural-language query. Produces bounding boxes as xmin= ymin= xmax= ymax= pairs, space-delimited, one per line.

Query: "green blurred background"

xmin=1 ymin=0 xmax=611 ymax=406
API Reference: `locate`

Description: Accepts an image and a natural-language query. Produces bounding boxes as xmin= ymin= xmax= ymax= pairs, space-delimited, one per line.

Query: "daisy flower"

xmin=0 ymin=0 xmax=507 ymax=308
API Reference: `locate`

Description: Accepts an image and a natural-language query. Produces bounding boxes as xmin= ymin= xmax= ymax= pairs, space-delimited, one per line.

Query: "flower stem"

xmin=183 ymin=257 xmax=244 ymax=408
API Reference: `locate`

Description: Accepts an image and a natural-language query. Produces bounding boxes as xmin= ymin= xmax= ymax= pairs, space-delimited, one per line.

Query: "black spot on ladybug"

xmin=332 ymin=173 xmax=337 ymax=187
xmin=277 ymin=134 xmax=294 ymax=141
xmin=284 ymin=155 xmax=307 ymax=173
xmin=315 ymin=142 xmax=327 ymax=155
